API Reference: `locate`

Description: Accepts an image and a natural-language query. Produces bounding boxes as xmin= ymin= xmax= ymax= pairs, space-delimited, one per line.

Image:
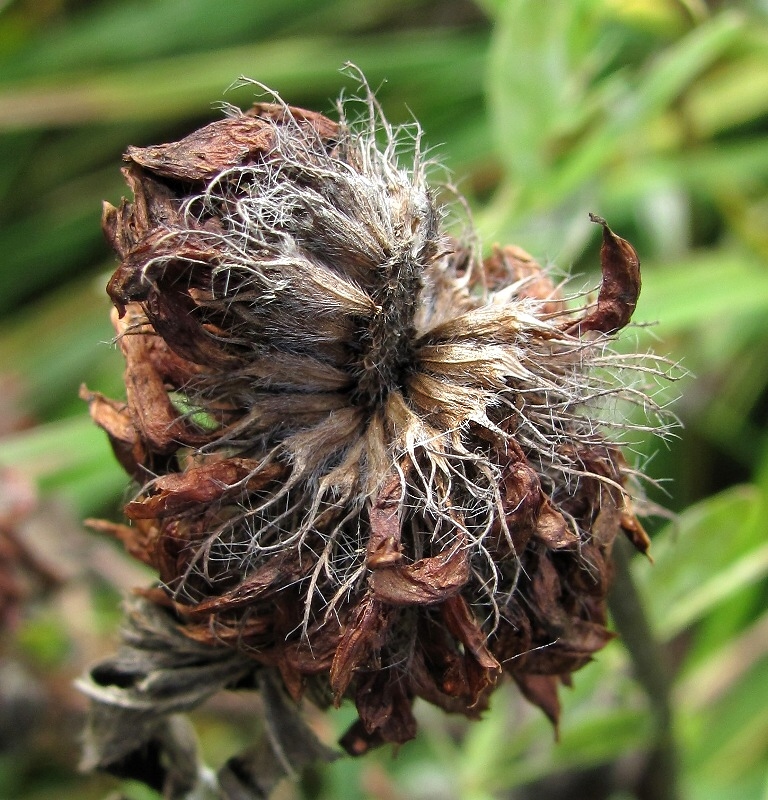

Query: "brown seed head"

xmin=84 ymin=78 xmax=674 ymax=755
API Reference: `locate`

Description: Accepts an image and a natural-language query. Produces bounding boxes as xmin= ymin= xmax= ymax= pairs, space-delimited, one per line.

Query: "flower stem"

xmin=609 ymin=535 xmax=681 ymax=800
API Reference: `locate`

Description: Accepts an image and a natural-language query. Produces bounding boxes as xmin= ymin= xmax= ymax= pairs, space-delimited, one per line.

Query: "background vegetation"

xmin=1 ymin=0 xmax=767 ymax=798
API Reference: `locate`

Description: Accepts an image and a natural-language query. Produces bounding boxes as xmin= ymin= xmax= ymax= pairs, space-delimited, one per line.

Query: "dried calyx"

xmin=81 ymin=77 xmax=673 ymax=773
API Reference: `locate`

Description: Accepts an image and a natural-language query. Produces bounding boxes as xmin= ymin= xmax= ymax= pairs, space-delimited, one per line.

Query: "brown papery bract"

xmin=82 ymin=77 xmax=675 ymax=766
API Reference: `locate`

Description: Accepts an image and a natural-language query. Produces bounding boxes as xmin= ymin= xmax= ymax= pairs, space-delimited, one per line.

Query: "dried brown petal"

xmin=85 ymin=517 xmax=157 ymax=568
xmin=621 ymin=510 xmax=652 ymax=556
xmin=80 ymin=385 xmax=144 ymax=476
xmin=339 ymin=673 xmax=418 ymax=756
xmin=512 ymin=673 xmax=562 ymax=729
xmin=102 ymin=166 xmax=179 ymax=266
xmin=125 ymin=459 xmax=284 ymax=519
xmin=369 ymin=540 xmax=470 ymax=606
xmin=484 ymin=244 xmax=565 ymax=315
xmin=330 ymin=594 xmax=392 ymax=702
xmin=528 ymin=555 xmax=568 ymax=630
xmin=366 ymin=473 xmax=404 ymax=569
xmin=566 ymin=214 xmax=641 ymax=336
xmin=524 ymin=620 xmax=615 ymax=675
xmin=534 ymin=499 xmax=578 ymax=549
xmin=491 ymin=457 xmax=543 ymax=556
xmin=441 ymin=594 xmax=501 ymax=704
xmin=281 ymin=620 xmax=340 ymax=677
xmin=178 ymin=552 xmax=307 ymax=618
xmin=126 ymin=105 xmax=339 ymax=182
xmin=115 ymin=310 xmax=202 ymax=453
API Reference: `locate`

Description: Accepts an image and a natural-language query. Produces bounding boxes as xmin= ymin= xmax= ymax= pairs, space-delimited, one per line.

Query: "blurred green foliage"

xmin=1 ymin=0 xmax=767 ymax=798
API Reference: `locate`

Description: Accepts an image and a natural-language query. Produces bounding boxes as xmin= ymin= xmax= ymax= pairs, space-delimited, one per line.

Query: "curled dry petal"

xmin=369 ymin=540 xmax=470 ymax=606
xmin=566 ymin=214 xmax=641 ymax=336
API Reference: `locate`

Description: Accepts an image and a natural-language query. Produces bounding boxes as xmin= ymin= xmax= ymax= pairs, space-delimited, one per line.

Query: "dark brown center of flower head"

xmin=352 ymin=204 xmax=438 ymax=410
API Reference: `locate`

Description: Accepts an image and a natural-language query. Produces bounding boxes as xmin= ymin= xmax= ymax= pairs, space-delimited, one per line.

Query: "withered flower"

xmin=81 ymin=76 xmax=672 ymax=784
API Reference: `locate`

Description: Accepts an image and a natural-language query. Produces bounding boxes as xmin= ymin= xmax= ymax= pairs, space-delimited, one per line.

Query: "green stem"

xmin=608 ymin=536 xmax=681 ymax=800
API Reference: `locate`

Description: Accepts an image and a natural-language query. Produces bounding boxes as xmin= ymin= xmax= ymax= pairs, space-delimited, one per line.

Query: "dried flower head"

xmin=83 ymin=76 xmax=673 ymax=765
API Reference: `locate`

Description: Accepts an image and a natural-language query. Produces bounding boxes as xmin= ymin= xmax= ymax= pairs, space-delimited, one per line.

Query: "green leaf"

xmin=635 ymin=250 xmax=768 ymax=335
xmin=489 ymin=707 xmax=652 ymax=790
xmin=689 ymin=49 xmax=768 ymax=137
xmin=486 ymin=0 xmax=603 ymax=189
xmin=486 ymin=5 xmax=745 ymax=217
xmin=0 ymin=414 xmax=125 ymax=515
xmin=637 ymin=485 xmax=766 ymax=639
xmin=683 ymin=657 xmax=768 ymax=780
xmin=0 ymin=0 xmax=351 ymax=78
xmin=658 ymin=540 xmax=768 ymax=638
xmin=0 ymin=30 xmax=488 ymax=129
xmin=0 ymin=276 xmax=121 ymax=419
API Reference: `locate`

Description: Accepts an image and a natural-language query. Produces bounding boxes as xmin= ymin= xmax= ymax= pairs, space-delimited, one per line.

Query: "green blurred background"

xmin=1 ymin=0 xmax=767 ymax=798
